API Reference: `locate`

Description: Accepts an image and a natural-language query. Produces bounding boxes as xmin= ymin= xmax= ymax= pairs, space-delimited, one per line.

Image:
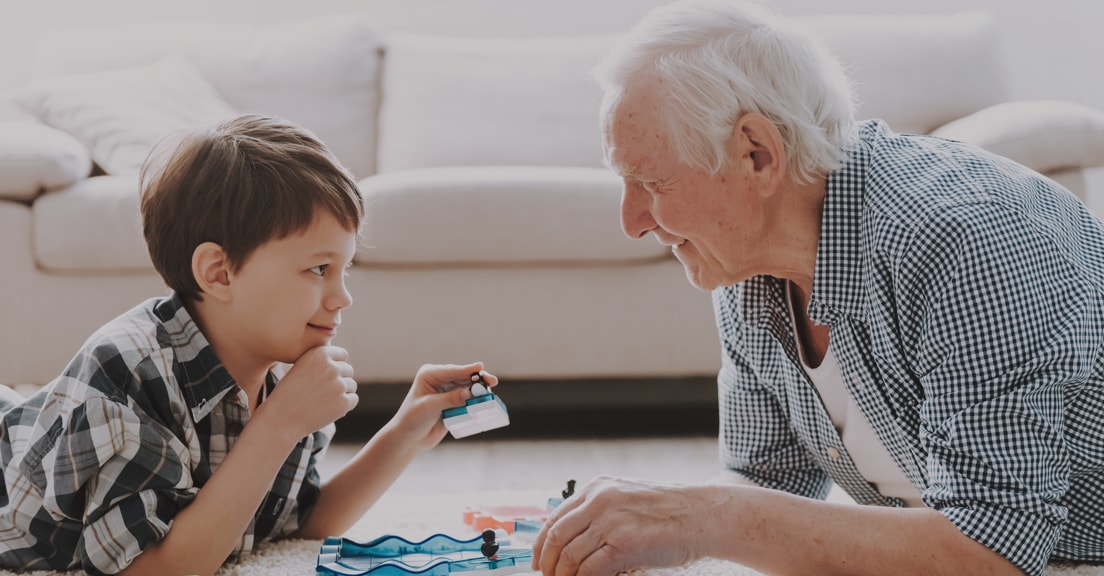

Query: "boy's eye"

xmin=309 ymin=265 xmax=328 ymax=276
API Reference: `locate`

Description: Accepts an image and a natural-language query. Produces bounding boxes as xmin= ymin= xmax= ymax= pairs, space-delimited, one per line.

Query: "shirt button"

xmin=826 ymin=447 xmax=841 ymax=460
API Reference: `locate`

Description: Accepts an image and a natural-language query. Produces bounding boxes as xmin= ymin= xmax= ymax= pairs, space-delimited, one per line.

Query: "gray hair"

xmin=594 ymin=0 xmax=857 ymax=183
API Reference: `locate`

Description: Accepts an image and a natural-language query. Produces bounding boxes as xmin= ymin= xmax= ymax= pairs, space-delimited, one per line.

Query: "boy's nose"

xmin=329 ymin=280 xmax=353 ymax=310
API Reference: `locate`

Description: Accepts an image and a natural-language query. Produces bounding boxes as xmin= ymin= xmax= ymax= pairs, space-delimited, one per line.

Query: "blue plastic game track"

xmin=316 ymin=533 xmax=534 ymax=575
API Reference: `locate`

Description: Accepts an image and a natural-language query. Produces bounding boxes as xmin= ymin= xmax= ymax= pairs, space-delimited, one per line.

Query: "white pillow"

xmin=12 ymin=54 xmax=237 ymax=175
xmin=0 ymin=122 xmax=91 ymax=201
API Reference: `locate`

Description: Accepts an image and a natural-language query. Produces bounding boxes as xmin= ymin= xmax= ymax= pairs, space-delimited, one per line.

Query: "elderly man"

xmin=531 ymin=1 xmax=1104 ymax=575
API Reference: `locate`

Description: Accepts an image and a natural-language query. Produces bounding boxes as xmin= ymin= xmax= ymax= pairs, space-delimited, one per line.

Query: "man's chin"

xmin=682 ymin=266 xmax=720 ymax=292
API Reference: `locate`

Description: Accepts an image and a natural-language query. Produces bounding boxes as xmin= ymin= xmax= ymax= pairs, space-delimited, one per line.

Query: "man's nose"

xmin=620 ymin=183 xmax=656 ymax=240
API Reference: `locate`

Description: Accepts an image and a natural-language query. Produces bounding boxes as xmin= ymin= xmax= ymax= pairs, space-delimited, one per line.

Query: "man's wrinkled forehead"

xmin=602 ymin=78 xmax=666 ymax=178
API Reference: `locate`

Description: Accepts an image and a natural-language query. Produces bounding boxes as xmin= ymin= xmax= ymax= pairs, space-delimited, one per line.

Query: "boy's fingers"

xmin=323 ymin=345 xmax=349 ymax=360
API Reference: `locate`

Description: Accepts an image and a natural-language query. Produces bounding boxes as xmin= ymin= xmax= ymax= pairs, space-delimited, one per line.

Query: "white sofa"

xmin=3 ymin=10 xmax=1104 ymax=399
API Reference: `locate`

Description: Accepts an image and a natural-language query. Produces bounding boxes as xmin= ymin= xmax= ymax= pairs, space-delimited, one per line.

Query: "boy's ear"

xmin=192 ymin=242 xmax=233 ymax=302
xmin=730 ymin=112 xmax=787 ymax=197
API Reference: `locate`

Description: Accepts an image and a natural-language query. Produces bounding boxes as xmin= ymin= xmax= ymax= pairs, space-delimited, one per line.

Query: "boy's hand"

xmin=261 ymin=345 xmax=359 ymax=444
xmin=389 ymin=362 xmax=498 ymax=452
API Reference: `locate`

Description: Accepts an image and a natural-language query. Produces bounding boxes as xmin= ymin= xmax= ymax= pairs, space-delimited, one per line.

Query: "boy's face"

xmin=225 ymin=210 xmax=357 ymax=365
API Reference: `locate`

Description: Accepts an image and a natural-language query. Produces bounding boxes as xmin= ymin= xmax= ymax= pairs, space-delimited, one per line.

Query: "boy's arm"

xmin=293 ymin=362 xmax=491 ymax=539
xmin=118 ymin=415 xmax=302 ymax=576
xmin=120 ymin=346 xmax=358 ymax=576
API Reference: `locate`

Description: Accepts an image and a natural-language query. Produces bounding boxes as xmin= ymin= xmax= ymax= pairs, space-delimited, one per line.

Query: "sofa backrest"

xmin=375 ymin=10 xmax=1006 ymax=173
xmin=30 ymin=10 xmax=1005 ymax=178
xmin=803 ymin=11 xmax=1006 ymax=135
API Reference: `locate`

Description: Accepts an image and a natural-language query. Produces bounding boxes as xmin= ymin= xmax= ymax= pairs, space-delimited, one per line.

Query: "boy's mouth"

xmin=308 ymin=323 xmax=339 ymax=336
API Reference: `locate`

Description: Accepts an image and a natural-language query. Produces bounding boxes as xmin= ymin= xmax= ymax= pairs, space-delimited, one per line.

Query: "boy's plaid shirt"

xmin=0 ymin=294 xmax=333 ymax=575
xmin=716 ymin=120 xmax=1104 ymax=576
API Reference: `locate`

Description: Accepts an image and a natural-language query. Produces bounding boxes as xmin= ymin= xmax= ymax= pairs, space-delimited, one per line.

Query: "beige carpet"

xmin=8 ymin=488 xmax=1096 ymax=576
xmin=2 ymin=437 xmax=1102 ymax=575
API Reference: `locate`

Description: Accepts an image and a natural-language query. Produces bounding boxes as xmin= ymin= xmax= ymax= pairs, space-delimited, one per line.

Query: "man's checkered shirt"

xmin=716 ymin=120 xmax=1104 ymax=575
xmin=0 ymin=294 xmax=333 ymax=575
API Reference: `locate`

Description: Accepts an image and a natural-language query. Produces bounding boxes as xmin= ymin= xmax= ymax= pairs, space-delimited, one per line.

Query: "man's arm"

xmin=713 ymin=283 xmax=832 ymax=500
xmin=532 ymin=478 xmax=1022 ymax=576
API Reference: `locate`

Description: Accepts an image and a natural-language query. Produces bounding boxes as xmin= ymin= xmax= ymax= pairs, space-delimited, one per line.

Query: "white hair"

xmin=595 ymin=0 xmax=857 ymax=183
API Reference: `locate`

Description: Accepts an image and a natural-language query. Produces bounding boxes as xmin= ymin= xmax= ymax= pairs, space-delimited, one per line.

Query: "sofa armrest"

xmin=930 ymin=100 xmax=1104 ymax=175
xmin=0 ymin=121 xmax=92 ymax=202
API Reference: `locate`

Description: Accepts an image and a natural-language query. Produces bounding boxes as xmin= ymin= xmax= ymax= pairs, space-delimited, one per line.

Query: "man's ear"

xmin=192 ymin=242 xmax=233 ymax=302
xmin=730 ymin=112 xmax=787 ymax=196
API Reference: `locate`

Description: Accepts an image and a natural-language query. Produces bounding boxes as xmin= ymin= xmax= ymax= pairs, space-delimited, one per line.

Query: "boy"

xmin=0 ymin=115 xmax=496 ymax=575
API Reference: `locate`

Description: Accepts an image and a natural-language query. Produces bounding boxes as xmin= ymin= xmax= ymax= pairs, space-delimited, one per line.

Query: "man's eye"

xmin=641 ymin=181 xmax=658 ymax=194
xmin=309 ymin=265 xmax=328 ymax=276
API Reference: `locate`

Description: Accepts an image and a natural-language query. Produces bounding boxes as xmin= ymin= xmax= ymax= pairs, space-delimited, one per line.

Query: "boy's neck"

xmin=184 ymin=298 xmax=270 ymax=408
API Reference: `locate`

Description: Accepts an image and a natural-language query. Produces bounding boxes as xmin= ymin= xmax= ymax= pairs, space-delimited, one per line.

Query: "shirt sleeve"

xmin=280 ymin=421 xmax=335 ymax=537
xmin=66 ymin=395 xmax=195 ymax=575
xmin=714 ymin=286 xmax=833 ymax=500
xmin=897 ymin=200 xmax=1090 ymax=575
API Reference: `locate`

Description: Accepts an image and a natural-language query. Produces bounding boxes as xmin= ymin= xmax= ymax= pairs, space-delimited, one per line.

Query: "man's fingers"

xmin=554 ymin=524 xmax=606 ymax=576
xmin=533 ymin=484 xmax=588 ymax=565
xmin=538 ymin=500 xmax=592 ymax=576
xmin=575 ymin=543 xmax=623 ymax=576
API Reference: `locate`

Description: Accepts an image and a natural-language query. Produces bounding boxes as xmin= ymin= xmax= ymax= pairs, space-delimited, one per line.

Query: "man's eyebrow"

xmin=608 ymin=161 xmax=638 ymax=180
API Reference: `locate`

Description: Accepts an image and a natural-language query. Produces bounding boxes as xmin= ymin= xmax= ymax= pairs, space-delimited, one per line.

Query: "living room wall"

xmin=2 ymin=0 xmax=1102 ymax=202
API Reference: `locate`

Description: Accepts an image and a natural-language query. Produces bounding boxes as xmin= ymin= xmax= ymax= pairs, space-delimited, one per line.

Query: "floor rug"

xmin=5 ymin=488 xmax=1099 ymax=576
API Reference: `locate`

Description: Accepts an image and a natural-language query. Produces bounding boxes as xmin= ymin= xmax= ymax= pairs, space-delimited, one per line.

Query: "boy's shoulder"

xmin=48 ymin=294 xmax=205 ymax=406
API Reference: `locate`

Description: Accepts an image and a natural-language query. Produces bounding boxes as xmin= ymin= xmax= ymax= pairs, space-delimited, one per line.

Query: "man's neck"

xmin=763 ymin=175 xmax=826 ymax=293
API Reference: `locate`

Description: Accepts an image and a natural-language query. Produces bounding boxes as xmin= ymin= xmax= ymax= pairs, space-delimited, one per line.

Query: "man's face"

xmin=604 ymin=84 xmax=772 ymax=291
xmin=224 ymin=210 xmax=357 ymax=365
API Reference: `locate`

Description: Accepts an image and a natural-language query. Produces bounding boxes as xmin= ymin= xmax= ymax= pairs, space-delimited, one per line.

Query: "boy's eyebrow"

xmin=310 ymin=250 xmax=347 ymax=259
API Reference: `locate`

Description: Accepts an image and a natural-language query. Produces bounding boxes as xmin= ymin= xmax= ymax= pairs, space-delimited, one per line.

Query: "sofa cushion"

xmin=802 ymin=11 xmax=1006 ymax=135
xmin=356 ymin=166 xmax=668 ymax=264
xmin=0 ymin=122 xmax=91 ymax=201
xmin=376 ymin=33 xmax=615 ymax=173
xmin=930 ymin=100 xmax=1104 ymax=175
xmin=13 ymin=54 xmax=236 ymax=175
xmin=31 ymin=16 xmax=381 ymax=179
xmin=33 ymin=175 xmax=150 ymax=272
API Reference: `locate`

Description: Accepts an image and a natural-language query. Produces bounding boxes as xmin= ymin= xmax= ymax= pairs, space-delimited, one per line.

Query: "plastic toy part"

xmin=316 ymin=533 xmax=533 ymax=576
xmin=462 ymin=504 xmax=550 ymax=535
xmin=442 ymin=393 xmax=510 ymax=439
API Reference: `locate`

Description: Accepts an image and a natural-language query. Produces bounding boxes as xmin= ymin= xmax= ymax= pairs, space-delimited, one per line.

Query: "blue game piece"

xmin=442 ymin=373 xmax=509 ymax=439
xmin=316 ymin=532 xmax=533 ymax=576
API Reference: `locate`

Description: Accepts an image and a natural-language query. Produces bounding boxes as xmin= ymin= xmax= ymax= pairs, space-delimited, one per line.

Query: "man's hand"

xmin=260 ymin=345 xmax=358 ymax=442
xmin=389 ymin=362 xmax=498 ymax=452
xmin=532 ymin=476 xmax=707 ymax=576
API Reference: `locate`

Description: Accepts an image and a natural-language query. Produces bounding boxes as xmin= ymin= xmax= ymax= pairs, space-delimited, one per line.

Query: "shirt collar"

xmin=807 ymin=121 xmax=878 ymax=323
xmin=152 ymin=293 xmax=239 ymax=422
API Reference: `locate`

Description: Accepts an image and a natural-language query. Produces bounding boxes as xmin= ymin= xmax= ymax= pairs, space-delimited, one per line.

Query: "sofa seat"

xmin=30 ymin=165 xmax=667 ymax=275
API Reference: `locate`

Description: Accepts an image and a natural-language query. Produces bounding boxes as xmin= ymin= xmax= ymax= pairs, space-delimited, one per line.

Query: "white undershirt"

xmin=786 ymin=283 xmax=924 ymax=507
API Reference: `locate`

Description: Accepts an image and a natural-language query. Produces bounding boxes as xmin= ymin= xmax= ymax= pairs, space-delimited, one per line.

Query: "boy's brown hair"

xmin=139 ymin=114 xmax=365 ymax=302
